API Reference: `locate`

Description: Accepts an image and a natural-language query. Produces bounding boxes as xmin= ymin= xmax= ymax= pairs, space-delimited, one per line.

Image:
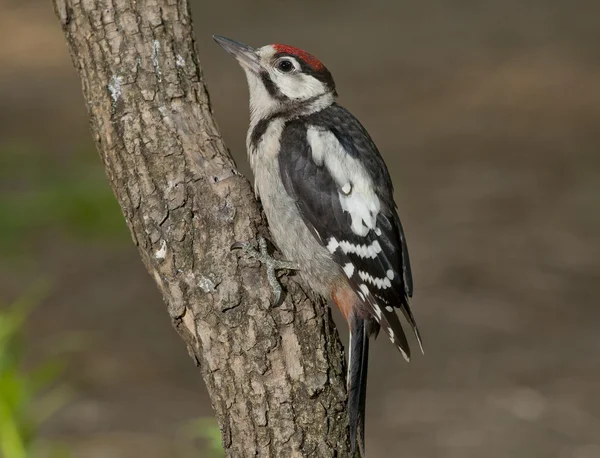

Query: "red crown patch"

xmin=272 ymin=44 xmax=325 ymax=71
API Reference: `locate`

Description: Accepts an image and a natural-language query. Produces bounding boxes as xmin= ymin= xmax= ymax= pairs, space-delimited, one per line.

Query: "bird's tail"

xmin=348 ymin=315 xmax=373 ymax=457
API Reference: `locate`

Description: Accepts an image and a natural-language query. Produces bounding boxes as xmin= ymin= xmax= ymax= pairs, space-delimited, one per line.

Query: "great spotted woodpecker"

xmin=214 ymin=35 xmax=423 ymax=456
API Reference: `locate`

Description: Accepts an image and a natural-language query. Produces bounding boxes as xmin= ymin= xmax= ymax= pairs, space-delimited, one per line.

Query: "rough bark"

xmin=53 ymin=0 xmax=350 ymax=456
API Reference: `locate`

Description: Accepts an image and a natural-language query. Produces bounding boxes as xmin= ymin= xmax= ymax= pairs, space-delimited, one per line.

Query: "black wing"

xmin=278 ymin=104 xmax=422 ymax=357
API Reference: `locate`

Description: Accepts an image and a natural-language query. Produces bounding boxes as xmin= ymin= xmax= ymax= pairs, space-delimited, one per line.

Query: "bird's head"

xmin=214 ymin=35 xmax=336 ymax=121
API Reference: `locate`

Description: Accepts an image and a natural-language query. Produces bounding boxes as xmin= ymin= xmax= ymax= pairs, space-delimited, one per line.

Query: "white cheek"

xmin=244 ymin=70 xmax=280 ymax=122
xmin=274 ymin=72 xmax=327 ymax=100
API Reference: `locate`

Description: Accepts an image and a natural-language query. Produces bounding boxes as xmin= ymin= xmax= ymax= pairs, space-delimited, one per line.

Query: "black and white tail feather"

xmin=348 ymin=315 xmax=374 ymax=457
xmin=278 ymin=103 xmax=423 ymax=455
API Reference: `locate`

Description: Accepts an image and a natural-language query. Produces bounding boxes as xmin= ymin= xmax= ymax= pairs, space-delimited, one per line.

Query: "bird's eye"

xmin=277 ymin=59 xmax=294 ymax=73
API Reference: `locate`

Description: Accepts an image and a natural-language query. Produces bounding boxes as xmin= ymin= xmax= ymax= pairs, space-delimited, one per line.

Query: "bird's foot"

xmin=231 ymin=236 xmax=299 ymax=305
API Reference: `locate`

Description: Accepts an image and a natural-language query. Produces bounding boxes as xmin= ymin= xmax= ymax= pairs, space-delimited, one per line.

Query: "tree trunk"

xmin=53 ymin=0 xmax=350 ymax=456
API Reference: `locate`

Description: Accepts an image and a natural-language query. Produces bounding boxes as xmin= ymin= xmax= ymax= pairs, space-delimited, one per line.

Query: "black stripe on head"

xmin=260 ymin=71 xmax=286 ymax=100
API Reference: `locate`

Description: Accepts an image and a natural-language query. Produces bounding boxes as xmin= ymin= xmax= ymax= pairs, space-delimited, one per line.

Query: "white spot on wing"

xmin=343 ymin=263 xmax=355 ymax=278
xmin=339 ymin=240 xmax=382 ymax=259
xmin=372 ymin=241 xmax=382 ymax=254
xmin=385 ymin=306 xmax=394 ymax=312
xmin=341 ymin=183 xmax=352 ymax=195
xmin=387 ymin=269 xmax=394 ymax=279
xmin=372 ymin=303 xmax=382 ymax=320
xmin=327 ymin=238 xmax=339 ymax=253
xmin=374 ymin=293 xmax=389 ymax=304
xmin=358 ymin=270 xmax=392 ymax=289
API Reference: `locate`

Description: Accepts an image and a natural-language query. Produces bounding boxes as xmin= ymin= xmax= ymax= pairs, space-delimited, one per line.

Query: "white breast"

xmin=247 ymin=118 xmax=286 ymax=196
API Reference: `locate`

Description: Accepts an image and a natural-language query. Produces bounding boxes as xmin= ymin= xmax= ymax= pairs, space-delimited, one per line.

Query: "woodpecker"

xmin=214 ymin=35 xmax=423 ymax=456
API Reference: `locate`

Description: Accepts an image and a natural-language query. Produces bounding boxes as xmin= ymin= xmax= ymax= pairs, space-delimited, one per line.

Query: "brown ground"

xmin=1 ymin=0 xmax=599 ymax=457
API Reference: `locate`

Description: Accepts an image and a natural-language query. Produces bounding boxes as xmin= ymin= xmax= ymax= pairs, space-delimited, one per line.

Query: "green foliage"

xmin=0 ymin=285 xmax=71 ymax=458
xmin=179 ymin=416 xmax=225 ymax=458
xmin=0 ymin=146 xmax=127 ymax=257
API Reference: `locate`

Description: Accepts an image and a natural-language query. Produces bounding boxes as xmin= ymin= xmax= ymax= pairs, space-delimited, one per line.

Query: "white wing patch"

xmin=306 ymin=127 xmax=381 ymax=237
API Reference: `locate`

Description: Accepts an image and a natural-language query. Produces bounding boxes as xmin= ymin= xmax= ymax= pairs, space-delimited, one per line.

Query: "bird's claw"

xmin=231 ymin=236 xmax=299 ymax=305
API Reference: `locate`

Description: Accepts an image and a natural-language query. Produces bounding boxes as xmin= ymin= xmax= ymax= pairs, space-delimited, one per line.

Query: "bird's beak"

xmin=213 ymin=35 xmax=262 ymax=73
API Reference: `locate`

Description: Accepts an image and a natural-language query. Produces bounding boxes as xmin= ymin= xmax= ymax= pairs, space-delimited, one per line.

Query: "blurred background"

xmin=1 ymin=0 xmax=599 ymax=457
